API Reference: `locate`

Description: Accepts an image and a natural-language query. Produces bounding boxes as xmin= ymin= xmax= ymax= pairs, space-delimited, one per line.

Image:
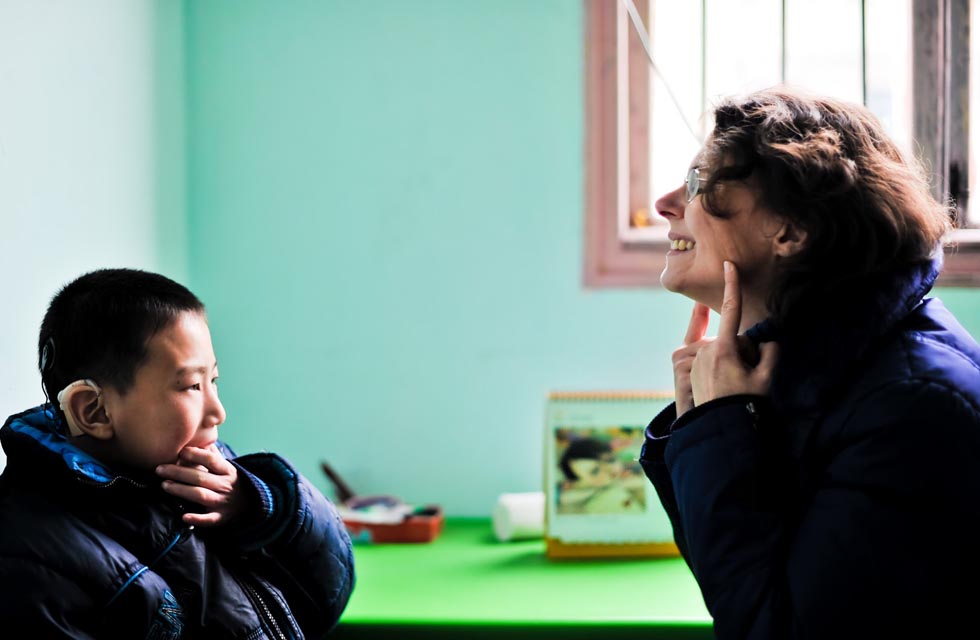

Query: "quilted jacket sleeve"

xmin=224 ymin=452 xmax=355 ymax=637
xmin=639 ymin=401 xmax=692 ymax=565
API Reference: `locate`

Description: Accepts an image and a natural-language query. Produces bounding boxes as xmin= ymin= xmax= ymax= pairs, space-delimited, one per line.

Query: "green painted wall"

xmin=935 ymin=287 xmax=980 ymax=329
xmin=183 ymin=1 xmax=980 ymax=515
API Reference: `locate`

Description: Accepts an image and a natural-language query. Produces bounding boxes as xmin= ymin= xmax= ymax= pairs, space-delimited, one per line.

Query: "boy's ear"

xmin=63 ymin=386 xmax=114 ymax=440
xmin=773 ymin=220 xmax=808 ymax=258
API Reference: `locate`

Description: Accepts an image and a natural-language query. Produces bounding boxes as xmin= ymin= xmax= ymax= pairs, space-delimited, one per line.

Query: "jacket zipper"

xmin=746 ymin=401 xmax=761 ymax=430
xmin=243 ymin=579 xmax=289 ymax=640
xmin=77 ymin=475 xmax=147 ymax=490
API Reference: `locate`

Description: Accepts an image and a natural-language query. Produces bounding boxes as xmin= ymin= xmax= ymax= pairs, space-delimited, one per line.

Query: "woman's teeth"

xmin=670 ymin=239 xmax=696 ymax=251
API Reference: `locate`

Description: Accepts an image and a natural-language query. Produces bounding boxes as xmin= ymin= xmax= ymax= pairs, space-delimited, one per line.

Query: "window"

xmin=585 ymin=0 xmax=980 ymax=287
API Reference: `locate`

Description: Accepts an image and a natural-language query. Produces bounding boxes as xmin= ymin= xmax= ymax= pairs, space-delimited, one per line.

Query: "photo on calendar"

xmin=553 ymin=426 xmax=647 ymax=516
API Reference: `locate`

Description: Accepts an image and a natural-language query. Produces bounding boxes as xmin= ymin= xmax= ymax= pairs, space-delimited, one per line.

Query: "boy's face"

xmin=568 ymin=455 xmax=623 ymax=488
xmin=101 ymin=310 xmax=226 ymax=470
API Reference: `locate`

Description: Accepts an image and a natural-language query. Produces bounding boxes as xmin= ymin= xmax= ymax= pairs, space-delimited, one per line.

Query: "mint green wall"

xmin=183 ymin=1 xmax=980 ymax=516
xmin=935 ymin=287 xmax=980 ymax=330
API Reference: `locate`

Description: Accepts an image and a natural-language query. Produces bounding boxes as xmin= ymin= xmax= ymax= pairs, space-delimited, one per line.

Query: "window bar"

xmin=947 ymin=0 xmax=970 ymax=221
xmin=701 ymin=0 xmax=707 ymax=134
xmin=861 ymin=0 xmax=868 ymax=105
xmin=780 ymin=0 xmax=787 ymax=83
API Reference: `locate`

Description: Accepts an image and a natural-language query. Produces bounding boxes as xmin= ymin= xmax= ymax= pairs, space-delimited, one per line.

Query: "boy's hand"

xmin=156 ymin=445 xmax=247 ymax=527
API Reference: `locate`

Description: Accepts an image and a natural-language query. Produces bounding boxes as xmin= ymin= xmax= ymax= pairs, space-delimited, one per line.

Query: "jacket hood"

xmin=745 ymin=253 xmax=943 ymax=413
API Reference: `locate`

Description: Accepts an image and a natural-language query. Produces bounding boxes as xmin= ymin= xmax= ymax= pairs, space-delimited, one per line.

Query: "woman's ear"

xmin=63 ymin=384 xmax=113 ymax=440
xmin=773 ymin=221 xmax=808 ymax=258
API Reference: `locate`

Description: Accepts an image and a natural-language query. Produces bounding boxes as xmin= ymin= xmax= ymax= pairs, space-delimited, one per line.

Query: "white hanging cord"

xmin=620 ymin=0 xmax=703 ymax=143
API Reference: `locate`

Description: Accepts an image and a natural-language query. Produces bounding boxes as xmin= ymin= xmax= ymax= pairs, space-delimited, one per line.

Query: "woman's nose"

xmin=655 ymin=184 xmax=687 ymax=220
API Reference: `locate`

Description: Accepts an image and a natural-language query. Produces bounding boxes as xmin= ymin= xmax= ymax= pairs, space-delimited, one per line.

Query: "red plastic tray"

xmin=343 ymin=506 xmax=444 ymax=543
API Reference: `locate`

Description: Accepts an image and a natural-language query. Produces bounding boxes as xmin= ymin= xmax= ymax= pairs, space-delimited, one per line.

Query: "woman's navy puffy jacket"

xmin=642 ymin=258 xmax=980 ymax=639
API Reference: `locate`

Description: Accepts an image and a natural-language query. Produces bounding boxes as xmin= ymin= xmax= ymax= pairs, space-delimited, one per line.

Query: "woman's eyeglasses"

xmin=686 ymin=167 xmax=707 ymax=202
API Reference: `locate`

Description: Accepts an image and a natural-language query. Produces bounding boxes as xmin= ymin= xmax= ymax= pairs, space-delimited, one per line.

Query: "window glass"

xmin=648 ymin=1 xmax=701 ymax=230
xmin=865 ymin=0 xmax=912 ymax=156
xmin=785 ymin=0 xmax=864 ymax=102
xmin=704 ymin=0 xmax=782 ymax=100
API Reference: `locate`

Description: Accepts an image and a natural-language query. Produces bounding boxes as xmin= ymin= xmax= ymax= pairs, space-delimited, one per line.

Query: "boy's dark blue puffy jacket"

xmin=641 ymin=256 xmax=980 ymax=640
xmin=0 ymin=407 xmax=354 ymax=639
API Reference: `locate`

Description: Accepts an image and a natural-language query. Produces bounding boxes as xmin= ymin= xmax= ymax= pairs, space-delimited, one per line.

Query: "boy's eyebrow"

xmin=176 ymin=362 xmax=219 ymax=376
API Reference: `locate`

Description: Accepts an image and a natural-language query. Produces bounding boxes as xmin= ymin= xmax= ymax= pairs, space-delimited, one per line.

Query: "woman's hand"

xmin=690 ymin=261 xmax=778 ymax=406
xmin=673 ymin=302 xmax=714 ymax=417
xmin=156 ymin=445 xmax=247 ymax=527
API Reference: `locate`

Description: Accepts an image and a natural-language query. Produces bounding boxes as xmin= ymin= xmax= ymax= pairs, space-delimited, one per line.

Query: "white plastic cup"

xmin=492 ymin=491 xmax=545 ymax=542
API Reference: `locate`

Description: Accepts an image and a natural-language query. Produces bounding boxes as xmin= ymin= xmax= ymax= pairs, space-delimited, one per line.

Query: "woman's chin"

xmin=659 ymin=269 xmax=683 ymax=293
xmin=660 ymin=272 xmax=715 ymax=308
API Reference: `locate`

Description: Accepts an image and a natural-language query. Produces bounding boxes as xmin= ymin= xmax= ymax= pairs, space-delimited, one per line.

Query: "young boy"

xmin=0 ymin=268 xmax=354 ymax=638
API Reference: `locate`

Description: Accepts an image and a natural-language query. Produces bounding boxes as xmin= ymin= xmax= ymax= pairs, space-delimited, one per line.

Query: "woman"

xmin=641 ymin=87 xmax=980 ymax=639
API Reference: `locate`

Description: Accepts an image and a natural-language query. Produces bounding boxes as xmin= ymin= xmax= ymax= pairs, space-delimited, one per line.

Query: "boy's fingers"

xmin=158 ymin=467 xmax=222 ymax=493
xmin=717 ymin=261 xmax=742 ymax=342
xmin=157 ymin=461 xmax=229 ymax=489
xmin=183 ymin=511 xmax=222 ymax=527
xmin=683 ymin=302 xmax=711 ymax=345
xmin=179 ymin=446 xmax=232 ymax=474
xmin=178 ymin=446 xmax=212 ymax=464
xmin=160 ymin=478 xmax=200 ymax=501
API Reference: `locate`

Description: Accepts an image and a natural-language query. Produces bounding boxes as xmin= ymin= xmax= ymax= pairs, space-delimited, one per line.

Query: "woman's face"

xmin=655 ymin=159 xmax=786 ymax=317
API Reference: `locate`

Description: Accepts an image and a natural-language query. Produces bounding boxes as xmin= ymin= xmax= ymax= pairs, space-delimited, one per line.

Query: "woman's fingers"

xmin=717 ymin=261 xmax=742 ymax=344
xmin=673 ymin=337 xmax=716 ymax=364
xmin=673 ymin=337 xmax=715 ymax=416
xmin=684 ymin=302 xmax=711 ymax=345
xmin=676 ymin=263 xmax=776 ymax=413
xmin=690 ymin=338 xmax=779 ymax=404
xmin=680 ymin=264 xmax=779 ymax=407
xmin=753 ymin=341 xmax=780 ymax=386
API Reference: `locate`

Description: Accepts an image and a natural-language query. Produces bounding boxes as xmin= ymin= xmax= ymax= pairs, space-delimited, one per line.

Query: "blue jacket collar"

xmin=746 ymin=254 xmax=943 ymax=413
xmin=2 ymin=404 xmax=119 ymax=484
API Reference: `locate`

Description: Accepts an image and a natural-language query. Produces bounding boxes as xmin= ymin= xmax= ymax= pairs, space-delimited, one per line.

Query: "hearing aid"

xmin=56 ymin=379 xmax=103 ymax=438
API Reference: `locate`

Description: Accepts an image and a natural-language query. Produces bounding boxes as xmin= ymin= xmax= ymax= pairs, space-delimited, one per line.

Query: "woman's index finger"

xmin=718 ymin=261 xmax=742 ymax=341
xmin=684 ymin=302 xmax=711 ymax=345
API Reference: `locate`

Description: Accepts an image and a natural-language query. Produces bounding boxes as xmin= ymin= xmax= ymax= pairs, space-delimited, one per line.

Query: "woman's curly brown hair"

xmin=698 ymin=86 xmax=953 ymax=323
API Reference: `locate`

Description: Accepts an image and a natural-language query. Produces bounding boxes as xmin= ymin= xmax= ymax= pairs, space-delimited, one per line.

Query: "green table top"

xmin=338 ymin=518 xmax=711 ymax=630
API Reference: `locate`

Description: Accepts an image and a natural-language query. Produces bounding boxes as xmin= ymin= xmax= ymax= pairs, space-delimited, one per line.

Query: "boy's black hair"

xmin=559 ymin=437 xmax=612 ymax=482
xmin=38 ymin=268 xmax=205 ymax=408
